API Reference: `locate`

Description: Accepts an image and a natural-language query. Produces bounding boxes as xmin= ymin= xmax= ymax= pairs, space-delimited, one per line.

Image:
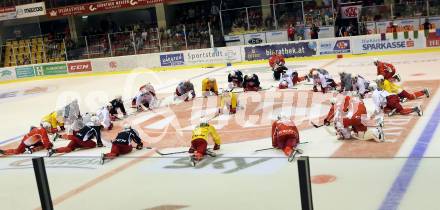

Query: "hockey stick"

xmin=311 ymin=121 xmax=324 ymax=128
xmin=155 ymin=150 xmax=187 ymax=156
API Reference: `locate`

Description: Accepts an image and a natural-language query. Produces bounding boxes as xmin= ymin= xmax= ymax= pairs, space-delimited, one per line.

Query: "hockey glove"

xmin=136 ymin=143 xmax=143 ymax=150
xmin=213 ymin=144 xmax=220 ymax=150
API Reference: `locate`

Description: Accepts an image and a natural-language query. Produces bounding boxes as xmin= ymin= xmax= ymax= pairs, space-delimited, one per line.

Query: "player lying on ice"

xmin=188 ymin=118 xmax=221 ymax=166
xmin=373 ymin=58 xmax=401 ymax=82
xmin=48 ymin=116 xmax=103 ymax=156
xmin=310 ymin=68 xmax=337 ymax=93
xmin=243 ymin=74 xmax=261 ymax=91
xmin=175 ymin=80 xmax=195 ymax=101
xmin=132 ymin=82 xmax=158 ymax=111
xmin=269 ymin=52 xmax=287 ymax=80
xmin=228 ymin=68 xmax=243 ymax=88
xmin=278 ymin=68 xmax=308 ymax=89
xmin=100 ymin=124 xmax=144 ymax=164
xmin=323 ymin=95 xmax=385 ymax=142
xmin=376 ymin=75 xmax=429 ymax=102
xmin=202 ymin=78 xmax=219 ymax=97
xmin=0 ymin=122 xmax=53 ymax=155
xmin=218 ymin=89 xmax=238 ymax=115
xmin=271 ymin=115 xmax=302 ymax=162
xmin=370 ymin=82 xmax=423 ymax=117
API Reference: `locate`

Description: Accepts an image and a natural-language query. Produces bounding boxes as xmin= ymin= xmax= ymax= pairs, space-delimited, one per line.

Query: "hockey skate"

xmin=414 ymin=105 xmax=423 ymax=116
xmin=393 ymin=74 xmax=402 ymax=82
xmin=388 ymin=108 xmax=397 ymax=117
xmin=423 ymin=88 xmax=430 ymax=98
xmin=47 ymin=149 xmax=55 ymax=157
xmin=100 ymin=153 xmax=105 ymax=165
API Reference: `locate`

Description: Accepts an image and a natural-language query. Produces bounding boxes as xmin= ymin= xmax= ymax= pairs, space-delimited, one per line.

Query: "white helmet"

xmin=106 ymin=103 xmax=112 ymax=108
xmin=199 ymin=117 xmax=209 ymax=126
xmin=123 ymin=124 xmax=132 ymax=130
xmin=373 ymin=58 xmax=379 ymax=65
xmin=376 ymin=75 xmax=384 ymax=81
xmin=41 ymin=121 xmax=52 ymax=130
xmin=90 ymin=116 xmax=100 ymax=125
xmin=230 ymin=70 xmax=236 ymax=77
xmin=369 ymin=82 xmax=378 ymax=90
xmin=330 ymin=97 xmax=338 ymax=105
xmin=208 ymin=78 xmax=216 ymax=82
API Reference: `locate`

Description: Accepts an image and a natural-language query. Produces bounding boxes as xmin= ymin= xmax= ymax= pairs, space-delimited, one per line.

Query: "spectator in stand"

xmin=287 ymin=24 xmax=296 ymax=41
xmin=423 ymin=19 xmax=432 ymax=30
xmin=310 ymin=23 xmax=320 ymax=39
xmin=387 ymin=22 xmax=398 ymax=33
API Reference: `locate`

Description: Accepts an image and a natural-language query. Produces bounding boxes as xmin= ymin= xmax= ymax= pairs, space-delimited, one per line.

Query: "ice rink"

xmin=1 ymin=50 xmax=440 ymax=210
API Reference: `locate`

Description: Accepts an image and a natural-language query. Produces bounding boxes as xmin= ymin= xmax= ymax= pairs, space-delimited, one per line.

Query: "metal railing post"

xmin=219 ymin=10 xmax=225 ymax=36
xmin=108 ymin=33 xmax=113 ymax=57
xmin=183 ymin=25 xmax=188 ymax=50
xmin=85 ymin=36 xmax=90 ymax=59
xmin=131 ymin=31 xmax=137 ymax=55
xmin=62 ymin=39 xmax=68 ymax=61
xmin=246 ymin=7 xmax=250 ymax=30
xmin=273 ymin=3 xmax=278 ymax=30
xmin=301 ymin=1 xmax=306 ymax=25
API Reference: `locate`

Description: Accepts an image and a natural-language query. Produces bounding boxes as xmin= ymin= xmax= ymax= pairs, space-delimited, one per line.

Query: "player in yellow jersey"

xmin=202 ymin=78 xmax=219 ymax=97
xmin=218 ymin=90 xmax=238 ymax=114
xmin=189 ymin=118 xmax=221 ymax=166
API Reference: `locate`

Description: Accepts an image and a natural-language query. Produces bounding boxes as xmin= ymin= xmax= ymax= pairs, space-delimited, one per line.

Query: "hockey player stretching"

xmin=189 ymin=118 xmax=221 ymax=166
xmin=175 ymin=80 xmax=195 ymax=101
xmin=374 ymin=58 xmax=401 ymax=82
xmin=271 ymin=115 xmax=300 ymax=160
xmin=376 ymin=75 xmax=429 ymax=101
xmin=202 ymin=78 xmax=219 ymax=97
xmin=48 ymin=116 xmax=103 ymax=156
xmin=101 ymin=124 xmax=143 ymax=164
xmin=269 ymin=52 xmax=287 ymax=80
xmin=218 ymin=90 xmax=238 ymax=114
xmin=0 ymin=122 xmax=53 ymax=155
xmin=243 ymin=74 xmax=261 ymax=91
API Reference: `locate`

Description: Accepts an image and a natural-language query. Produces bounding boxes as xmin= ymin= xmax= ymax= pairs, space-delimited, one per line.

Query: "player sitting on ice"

xmin=109 ymin=96 xmax=127 ymax=120
xmin=100 ymin=124 xmax=144 ymax=164
xmin=353 ymin=74 xmax=370 ymax=99
xmin=175 ymin=80 xmax=196 ymax=102
xmin=269 ymin=52 xmax=287 ymax=80
xmin=374 ymin=58 xmax=401 ymax=82
xmin=376 ymin=75 xmax=429 ymax=102
xmin=41 ymin=110 xmax=65 ymax=134
xmin=278 ymin=68 xmax=308 ymax=89
xmin=202 ymin=78 xmax=219 ymax=97
xmin=188 ymin=118 xmax=221 ymax=166
xmin=272 ymin=115 xmax=301 ymax=161
xmin=96 ymin=104 xmax=113 ymax=130
xmin=228 ymin=69 xmax=243 ymax=88
xmin=310 ymin=68 xmax=337 ymax=93
xmin=48 ymin=116 xmax=103 ymax=156
xmin=339 ymin=72 xmax=354 ymax=93
xmin=370 ymin=82 xmax=423 ymax=117
xmin=0 ymin=122 xmax=53 ymax=155
xmin=218 ymin=89 xmax=238 ymax=115
xmin=243 ymin=74 xmax=261 ymax=91
xmin=325 ymin=96 xmax=385 ymax=142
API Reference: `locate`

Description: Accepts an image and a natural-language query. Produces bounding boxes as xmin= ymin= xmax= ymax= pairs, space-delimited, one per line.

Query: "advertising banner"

xmin=319 ymin=39 xmax=351 ymax=55
xmin=0 ymin=7 xmax=16 ymax=21
xmin=340 ymin=5 xmax=362 ymax=19
xmin=244 ymin=33 xmax=266 ymax=45
xmin=244 ymin=41 xmax=317 ymax=61
xmin=160 ymin=53 xmax=185 ymax=66
xmin=38 ymin=63 xmax=68 ymax=76
xmin=15 ymin=66 xmax=36 ymax=78
xmin=184 ymin=47 xmax=242 ymax=65
xmin=0 ymin=68 xmax=16 ymax=81
xmin=48 ymin=0 xmax=163 ymax=17
xmin=224 ymin=35 xmax=244 ymax=46
xmin=266 ymin=31 xmax=288 ymax=43
xmin=68 ymin=61 xmax=93 ymax=73
xmin=426 ymin=32 xmax=440 ymax=47
xmin=15 ymin=2 xmax=46 ymax=18
xmin=352 ymin=35 xmax=425 ymax=53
